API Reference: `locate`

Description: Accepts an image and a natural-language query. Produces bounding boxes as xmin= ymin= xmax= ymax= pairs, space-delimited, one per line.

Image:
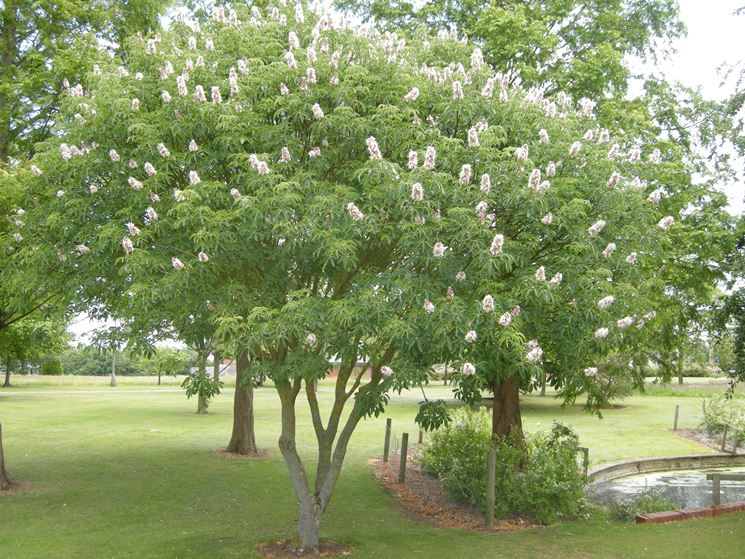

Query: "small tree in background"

xmin=12 ymin=2 xmax=708 ymax=550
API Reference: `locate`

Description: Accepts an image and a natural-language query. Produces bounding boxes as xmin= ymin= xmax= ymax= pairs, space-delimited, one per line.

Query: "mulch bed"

xmin=672 ymin=428 xmax=741 ymax=453
xmin=256 ymin=539 xmax=353 ymax=558
xmin=0 ymin=480 xmax=32 ymax=494
xmin=370 ymin=446 xmax=536 ymax=532
xmin=213 ymin=448 xmax=272 ymax=459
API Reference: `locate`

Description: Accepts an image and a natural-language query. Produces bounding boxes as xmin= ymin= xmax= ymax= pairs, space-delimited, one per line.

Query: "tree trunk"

xmin=197 ymin=351 xmax=208 ymax=414
xmin=157 ymin=370 xmax=161 ymax=385
xmin=297 ymin=496 xmax=322 ymax=552
xmin=226 ymin=351 xmax=257 ymax=455
xmin=540 ymin=372 xmax=547 ymax=396
xmin=677 ymin=360 xmax=684 ymax=385
xmin=3 ymin=357 xmax=11 ymax=387
xmin=213 ymin=354 xmax=220 ymax=383
xmin=491 ymin=374 xmax=524 ymax=444
xmin=0 ymin=420 xmax=10 ymax=490
xmin=110 ymin=351 xmax=117 ymax=387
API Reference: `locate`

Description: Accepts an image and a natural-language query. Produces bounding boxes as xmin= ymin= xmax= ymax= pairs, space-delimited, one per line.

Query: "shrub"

xmin=40 ymin=357 xmax=63 ymax=375
xmin=611 ymin=488 xmax=677 ymax=521
xmin=419 ymin=409 xmax=587 ymax=524
xmin=701 ymin=396 xmax=745 ymax=442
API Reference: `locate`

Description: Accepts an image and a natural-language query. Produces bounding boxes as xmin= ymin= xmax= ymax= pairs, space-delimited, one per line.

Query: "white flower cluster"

xmin=525 ymin=340 xmax=543 ymax=363
xmin=366 ymin=136 xmax=382 ymax=160
xmin=597 ymin=296 xmax=614 ymax=310
xmin=588 ymin=220 xmax=606 ymax=237
xmin=490 ymin=234 xmax=504 ymax=256
xmin=347 ymin=202 xmax=364 ymax=221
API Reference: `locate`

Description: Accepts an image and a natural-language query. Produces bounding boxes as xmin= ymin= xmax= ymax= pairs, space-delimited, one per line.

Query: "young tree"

xmin=16 ymin=3 xmax=685 ymax=550
xmin=148 ymin=347 xmax=192 ymax=385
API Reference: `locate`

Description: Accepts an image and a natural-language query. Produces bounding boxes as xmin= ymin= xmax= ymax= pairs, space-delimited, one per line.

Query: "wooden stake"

xmin=398 ymin=433 xmax=409 ymax=484
xmin=383 ymin=418 xmax=392 ymax=463
xmin=486 ymin=450 xmax=496 ymax=529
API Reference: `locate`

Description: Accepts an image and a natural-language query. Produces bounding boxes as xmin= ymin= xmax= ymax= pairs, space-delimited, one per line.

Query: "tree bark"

xmin=491 ymin=374 xmax=524 ymax=444
xmin=0 ymin=420 xmax=10 ymax=490
xmin=196 ymin=351 xmax=208 ymax=414
xmin=226 ymin=350 xmax=257 ymax=455
xmin=157 ymin=370 xmax=161 ymax=385
xmin=110 ymin=350 xmax=117 ymax=387
xmin=3 ymin=356 xmax=11 ymax=387
xmin=540 ymin=372 xmax=547 ymax=396
xmin=227 ymin=351 xmax=258 ymax=456
xmin=213 ymin=353 xmax=220 ymax=383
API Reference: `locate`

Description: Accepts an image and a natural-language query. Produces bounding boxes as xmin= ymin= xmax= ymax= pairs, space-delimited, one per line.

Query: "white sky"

xmin=69 ymin=0 xmax=745 ymax=344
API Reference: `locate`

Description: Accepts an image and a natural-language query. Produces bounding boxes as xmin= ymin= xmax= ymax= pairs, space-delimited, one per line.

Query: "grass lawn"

xmin=1 ymin=378 xmax=743 ymax=558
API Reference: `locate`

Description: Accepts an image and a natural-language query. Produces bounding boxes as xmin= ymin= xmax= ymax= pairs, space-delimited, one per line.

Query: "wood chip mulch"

xmin=672 ymin=428 xmax=743 ymax=454
xmin=370 ymin=449 xmax=536 ymax=532
xmin=256 ymin=538 xmax=353 ymax=558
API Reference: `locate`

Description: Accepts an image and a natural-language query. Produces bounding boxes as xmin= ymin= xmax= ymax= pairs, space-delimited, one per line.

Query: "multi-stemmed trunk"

xmin=491 ymin=374 xmax=524 ymax=445
xmin=226 ymin=351 xmax=257 ymax=455
xmin=196 ymin=351 xmax=208 ymax=414
xmin=0 ymin=420 xmax=10 ymax=490
xmin=3 ymin=357 xmax=11 ymax=387
xmin=275 ymin=357 xmax=384 ymax=554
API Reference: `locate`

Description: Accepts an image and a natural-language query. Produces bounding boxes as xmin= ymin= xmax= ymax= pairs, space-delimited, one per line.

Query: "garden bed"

xmin=370 ymin=448 xmax=535 ymax=532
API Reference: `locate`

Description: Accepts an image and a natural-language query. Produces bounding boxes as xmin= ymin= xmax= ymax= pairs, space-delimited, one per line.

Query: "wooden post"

xmin=712 ymin=474 xmax=721 ymax=506
xmin=383 ymin=418 xmax=392 ymax=463
xmin=418 ymin=428 xmax=423 ymax=445
xmin=673 ymin=405 xmax=680 ymax=431
xmin=721 ymin=425 xmax=729 ymax=452
xmin=732 ymin=430 xmax=740 ymax=454
xmin=398 ymin=433 xmax=408 ymax=484
xmin=486 ymin=450 xmax=496 ymax=530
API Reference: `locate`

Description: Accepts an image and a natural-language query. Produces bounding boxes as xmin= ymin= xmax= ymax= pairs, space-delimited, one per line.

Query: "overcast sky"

xmin=69 ymin=0 xmax=745 ymax=344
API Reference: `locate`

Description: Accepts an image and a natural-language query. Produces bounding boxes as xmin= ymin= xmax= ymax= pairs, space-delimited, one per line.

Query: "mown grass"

xmin=0 ymin=378 xmax=742 ymax=558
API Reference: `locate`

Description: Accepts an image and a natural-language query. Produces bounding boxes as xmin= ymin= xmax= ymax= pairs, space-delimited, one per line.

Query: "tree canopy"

xmin=8 ymin=2 xmax=702 ymax=550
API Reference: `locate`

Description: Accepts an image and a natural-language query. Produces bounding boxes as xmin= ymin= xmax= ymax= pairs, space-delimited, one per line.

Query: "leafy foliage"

xmin=701 ymin=396 xmax=745 ymax=442
xmin=611 ymin=488 xmax=677 ymax=522
xmin=419 ymin=409 xmax=586 ymax=524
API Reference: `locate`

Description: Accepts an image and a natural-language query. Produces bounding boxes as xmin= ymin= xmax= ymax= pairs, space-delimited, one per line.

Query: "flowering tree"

xmin=13 ymin=2 xmax=677 ymax=551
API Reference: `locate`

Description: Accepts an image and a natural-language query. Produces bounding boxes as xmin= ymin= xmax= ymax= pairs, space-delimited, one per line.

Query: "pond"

xmin=587 ymin=466 xmax=745 ymax=509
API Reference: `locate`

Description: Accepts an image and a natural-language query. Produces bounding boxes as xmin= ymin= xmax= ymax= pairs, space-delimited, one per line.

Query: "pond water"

xmin=587 ymin=466 xmax=745 ymax=509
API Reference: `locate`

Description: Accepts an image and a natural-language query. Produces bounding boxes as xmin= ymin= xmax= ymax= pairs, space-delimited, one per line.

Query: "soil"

xmin=370 ymin=446 xmax=536 ymax=532
xmin=0 ymin=480 xmax=32 ymax=494
xmin=213 ymin=448 xmax=272 ymax=459
xmin=256 ymin=539 xmax=353 ymax=558
xmin=672 ymin=428 xmax=743 ymax=454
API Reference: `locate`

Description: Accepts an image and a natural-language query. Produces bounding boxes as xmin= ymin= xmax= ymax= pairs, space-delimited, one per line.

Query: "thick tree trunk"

xmin=197 ymin=351 xmax=208 ymax=414
xmin=0 ymin=1 xmax=18 ymax=166
xmin=226 ymin=351 xmax=257 ymax=455
xmin=3 ymin=357 xmax=11 ymax=387
xmin=110 ymin=351 xmax=117 ymax=387
xmin=0 ymin=420 xmax=10 ymax=490
xmin=491 ymin=374 xmax=524 ymax=444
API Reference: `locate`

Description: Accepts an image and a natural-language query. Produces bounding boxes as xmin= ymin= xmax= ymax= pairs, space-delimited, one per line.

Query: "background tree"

xmin=148 ymin=347 xmax=193 ymax=385
xmin=0 ymin=314 xmax=69 ymax=386
xmin=16 ymin=3 xmax=691 ymax=552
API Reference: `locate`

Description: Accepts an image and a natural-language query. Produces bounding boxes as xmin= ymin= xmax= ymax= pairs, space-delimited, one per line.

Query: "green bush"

xmin=419 ymin=409 xmax=587 ymax=524
xmin=701 ymin=396 xmax=745 ymax=442
xmin=40 ymin=357 xmax=63 ymax=375
xmin=611 ymin=488 xmax=677 ymax=521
